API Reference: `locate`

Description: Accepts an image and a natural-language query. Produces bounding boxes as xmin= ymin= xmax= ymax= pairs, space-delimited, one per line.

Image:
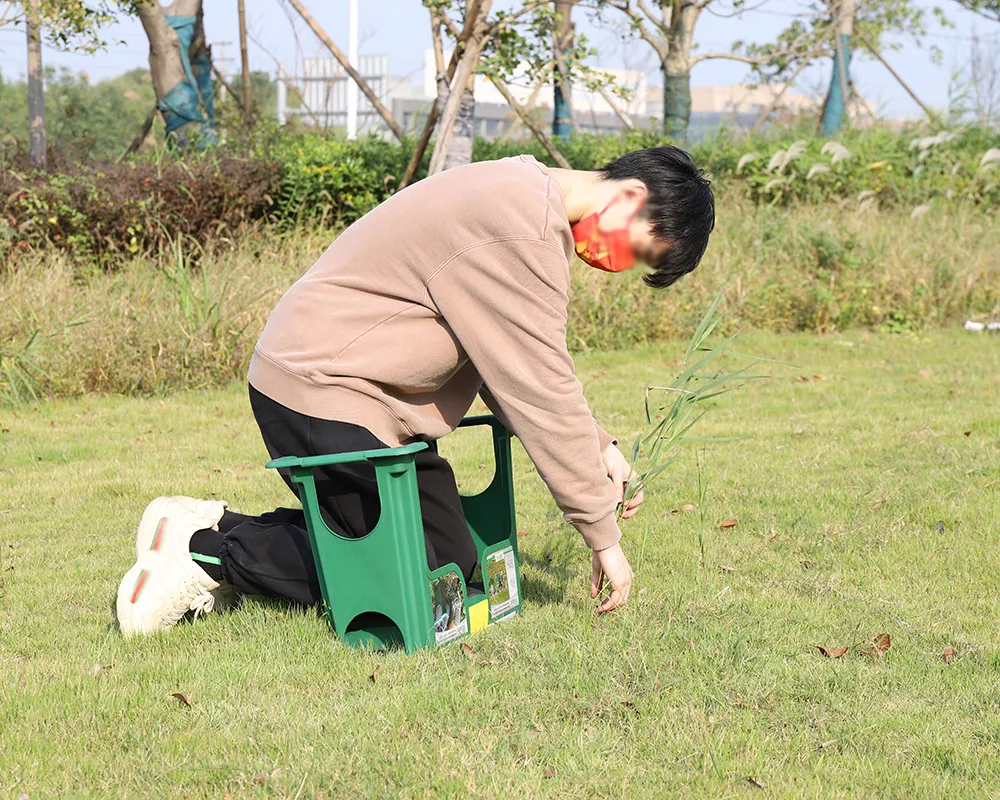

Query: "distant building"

xmin=276 ymin=53 xmax=824 ymax=140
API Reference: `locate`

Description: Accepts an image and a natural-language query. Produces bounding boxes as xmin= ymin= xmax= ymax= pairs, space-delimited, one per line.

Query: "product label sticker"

xmin=486 ymin=546 xmax=519 ymax=619
xmin=430 ymin=572 xmax=468 ymax=645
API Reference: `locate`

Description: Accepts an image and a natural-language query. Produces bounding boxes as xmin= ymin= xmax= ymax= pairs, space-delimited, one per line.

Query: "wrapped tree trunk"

xmin=136 ymin=0 xmax=216 ymax=149
xmin=820 ymin=0 xmax=855 ymax=135
xmin=661 ymin=0 xmax=700 ymax=138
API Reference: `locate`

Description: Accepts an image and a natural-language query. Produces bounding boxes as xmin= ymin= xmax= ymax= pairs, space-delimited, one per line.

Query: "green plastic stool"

xmin=265 ymin=415 xmax=522 ymax=654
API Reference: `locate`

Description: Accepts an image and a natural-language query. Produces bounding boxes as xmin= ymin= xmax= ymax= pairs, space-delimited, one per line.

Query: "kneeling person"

xmin=116 ymin=147 xmax=716 ymax=635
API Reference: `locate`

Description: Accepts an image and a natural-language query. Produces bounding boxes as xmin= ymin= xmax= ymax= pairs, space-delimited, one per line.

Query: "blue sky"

xmin=0 ymin=0 xmax=997 ymax=118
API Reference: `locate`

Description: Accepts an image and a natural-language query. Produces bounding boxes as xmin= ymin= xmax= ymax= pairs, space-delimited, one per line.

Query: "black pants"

xmin=210 ymin=386 xmax=478 ymax=606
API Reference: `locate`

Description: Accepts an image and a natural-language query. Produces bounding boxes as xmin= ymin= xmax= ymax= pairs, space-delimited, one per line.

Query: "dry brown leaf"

xmin=817 ymin=646 xmax=848 ymax=659
xmin=802 ymin=560 xmax=814 ymax=569
xmin=543 ymin=769 xmax=556 ymax=779
xmin=871 ymin=499 xmax=885 ymax=511
xmin=460 ymin=643 xmax=474 ymax=658
xmin=861 ymin=633 xmax=891 ymax=659
xmin=516 ymin=529 xmax=529 ymax=537
xmin=369 ymin=665 xmax=380 ymax=684
xmin=720 ymin=518 xmax=738 ymax=529
xmin=747 ymin=777 xmax=766 ymax=790
xmin=171 ymin=692 xmax=191 ymax=707
xmin=793 ymin=428 xmax=805 ymax=435
xmin=943 ymin=645 xmax=956 ymax=664
xmin=963 ymin=430 xmax=972 ymax=437
xmin=919 ymin=369 xmax=932 ymax=378
xmin=811 ymin=374 xmax=822 ymax=381
xmin=270 ymin=768 xmax=284 ymax=779
xmin=670 ymin=508 xmax=682 ymax=515
xmin=682 ymin=504 xmax=698 ymax=512
xmin=253 ymin=772 xmax=268 ymax=784
xmin=796 ymin=375 xmax=809 ymax=383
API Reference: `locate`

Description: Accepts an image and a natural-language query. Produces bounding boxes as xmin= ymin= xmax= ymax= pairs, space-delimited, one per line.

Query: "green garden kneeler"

xmin=265 ymin=415 xmax=522 ymax=654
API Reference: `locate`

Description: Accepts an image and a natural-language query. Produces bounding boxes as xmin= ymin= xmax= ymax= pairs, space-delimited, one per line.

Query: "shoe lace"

xmin=159 ymin=571 xmax=216 ymax=626
xmin=189 ymin=588 xmax=216 ymax=620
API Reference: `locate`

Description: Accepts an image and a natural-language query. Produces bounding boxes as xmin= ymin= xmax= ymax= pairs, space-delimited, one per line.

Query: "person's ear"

xmin=617 ymin=179 xmax=648 ymax=216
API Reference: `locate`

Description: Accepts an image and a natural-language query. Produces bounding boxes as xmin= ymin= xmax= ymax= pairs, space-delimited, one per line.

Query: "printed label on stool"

xmin=430 ymin=572 xmax=468 ymax=645
xmin=487 ymin=546 xmax=519 ymax=619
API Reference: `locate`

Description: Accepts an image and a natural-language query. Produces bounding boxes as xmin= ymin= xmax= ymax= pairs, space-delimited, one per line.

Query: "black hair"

xmin=599 ymin=146 xmax=715 ymax=289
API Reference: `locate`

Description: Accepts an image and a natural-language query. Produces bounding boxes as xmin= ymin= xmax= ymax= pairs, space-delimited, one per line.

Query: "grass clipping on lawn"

xmin=621 ymin=290 xmax=774 ymax=518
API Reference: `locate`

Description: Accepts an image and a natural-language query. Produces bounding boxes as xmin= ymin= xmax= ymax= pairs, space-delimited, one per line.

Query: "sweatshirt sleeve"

xmin=427 ymin=238 xmax=621 ymax=551
xmin=480 ymin=384 xmax=617 ymax=453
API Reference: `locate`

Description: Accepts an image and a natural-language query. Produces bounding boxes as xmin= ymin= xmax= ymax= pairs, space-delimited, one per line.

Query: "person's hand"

xmin=602 ymin=443 xmax=644 ymax=519
xmin=591 ymin=542 xmax=633 ymax=614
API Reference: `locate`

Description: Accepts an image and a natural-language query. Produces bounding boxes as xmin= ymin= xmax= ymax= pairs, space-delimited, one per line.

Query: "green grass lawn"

xmin=2 ymin=330 xmax=999 ymax=798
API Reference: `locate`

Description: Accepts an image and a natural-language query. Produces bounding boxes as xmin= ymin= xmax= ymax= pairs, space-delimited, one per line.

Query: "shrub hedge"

xmin=1 ymin=124 xmax=997 ymax=268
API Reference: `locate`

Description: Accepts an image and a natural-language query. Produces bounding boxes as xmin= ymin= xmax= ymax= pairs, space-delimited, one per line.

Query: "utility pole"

xmin=820 ymin=0 xmax=855 ymax=136
xmin=237 ymin=0 xmax=253 ymax=125
xmin=276 ymin=61 xmax=288 ymax=125
xmin=346 ymin=0 xmax=358 ymax=139
xmin=25 ymin=0 xmax=46 ymax=170
xmin=553 ymin=1 xmax=573 ymax=138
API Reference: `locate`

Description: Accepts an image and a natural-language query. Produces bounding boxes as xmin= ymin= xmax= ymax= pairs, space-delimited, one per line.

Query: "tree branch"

xmin=487 ymin=72 xmax=572 ymax=169
xmin=283 ymin=0 xmax=405 ymax=140
xmin=211 ymin=62 xmax=247 ymax=113
xmin=635 ymin=0 xmax=663 ymax=27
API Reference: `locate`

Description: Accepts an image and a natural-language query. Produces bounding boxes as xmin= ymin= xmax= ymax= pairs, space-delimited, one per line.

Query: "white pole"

xmin=277 ymin=61 xmax=287 ymax=125
xmin=346 ymin=0 xmax=359 ymax=138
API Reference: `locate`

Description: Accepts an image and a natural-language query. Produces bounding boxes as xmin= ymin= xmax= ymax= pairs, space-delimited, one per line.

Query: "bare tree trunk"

xmin=444 ymin=72 xmax=476 ymax=170
xmin=25 ymin=0 xmax=45 ymax=169
xmin=428 ymin=0 xmax=492 ymax=175
xmin=237 ymin=0 xmax=253 ymax=125
xmin=400 ymin=13 xmax=460 ymax=188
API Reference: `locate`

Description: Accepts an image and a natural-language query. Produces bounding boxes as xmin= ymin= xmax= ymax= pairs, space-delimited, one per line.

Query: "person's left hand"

xmin=602 ymin=443 xmax=644 ymax=519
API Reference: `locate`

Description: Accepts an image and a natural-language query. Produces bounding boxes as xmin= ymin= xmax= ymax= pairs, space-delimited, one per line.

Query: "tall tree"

xmin=135 ymin=0 xmax=216 ymax=149
xmin=737 ymin=0 xmax=940 ymax=132
xmin=595 ymin=0 xmax=822 ymax=138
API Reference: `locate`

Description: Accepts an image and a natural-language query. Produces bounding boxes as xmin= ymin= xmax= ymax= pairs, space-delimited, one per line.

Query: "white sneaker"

xmin=134 ymin=496 xmax=227 ymax=557
xmin=133 ymin=496 xmax=241 ymax=613
xmin=117 ymin=501 xmax=228 ymax=636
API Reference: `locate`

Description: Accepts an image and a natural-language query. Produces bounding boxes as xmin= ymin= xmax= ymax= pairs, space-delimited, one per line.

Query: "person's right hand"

xmin=591 ymin=542 xmax=633 ymax=614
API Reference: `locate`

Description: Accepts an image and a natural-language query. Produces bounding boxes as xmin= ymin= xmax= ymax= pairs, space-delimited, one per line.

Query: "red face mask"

xmin=572 ymin=200 xmax=641 ymax=273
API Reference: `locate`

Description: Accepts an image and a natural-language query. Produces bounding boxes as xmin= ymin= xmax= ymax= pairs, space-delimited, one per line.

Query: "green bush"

xmin=267 ymin=130 xmax=420 ymax=228
xmin=724 ymin=127 xmax=1000 ymax=208
xmin=3 ymin=124 xmax=997 ymax=271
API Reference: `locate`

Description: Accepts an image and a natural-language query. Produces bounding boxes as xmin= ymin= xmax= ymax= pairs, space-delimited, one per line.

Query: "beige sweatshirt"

xmin=249 ymin=155 xmax=622 ymax=550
